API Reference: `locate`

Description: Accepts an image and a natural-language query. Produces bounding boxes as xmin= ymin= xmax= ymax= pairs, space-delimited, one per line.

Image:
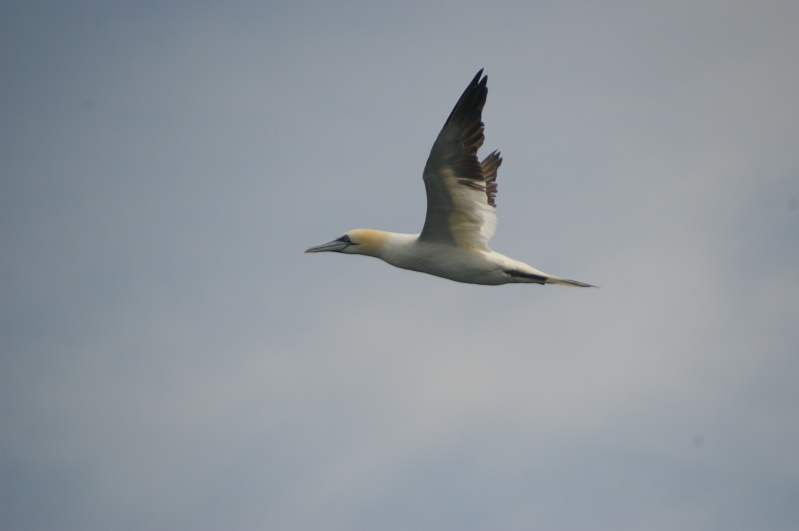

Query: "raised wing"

xmin=419 ymin=70 xmax=502 ymax=251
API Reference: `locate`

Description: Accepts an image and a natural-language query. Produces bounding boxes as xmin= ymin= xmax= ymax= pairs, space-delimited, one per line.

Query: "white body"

xmin=378 ymin=233 xmax=550 ymax=285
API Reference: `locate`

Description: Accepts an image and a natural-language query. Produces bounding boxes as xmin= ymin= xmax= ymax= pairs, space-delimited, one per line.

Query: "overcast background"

xmin=2 ymin=1 xmax=798 ymax=530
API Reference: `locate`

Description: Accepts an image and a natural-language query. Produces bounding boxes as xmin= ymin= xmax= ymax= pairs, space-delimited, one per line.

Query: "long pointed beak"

xmin=305 ymin=239 xmax=350 ymax=253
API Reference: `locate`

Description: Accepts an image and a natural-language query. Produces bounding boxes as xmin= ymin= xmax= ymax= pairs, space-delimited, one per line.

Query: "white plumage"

xmin=306 ymin=70 xmax=595 ymax=288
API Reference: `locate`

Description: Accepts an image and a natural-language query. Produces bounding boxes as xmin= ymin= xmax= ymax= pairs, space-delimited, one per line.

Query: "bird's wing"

xmin=419 ymin=70 xmax=502 ymax=251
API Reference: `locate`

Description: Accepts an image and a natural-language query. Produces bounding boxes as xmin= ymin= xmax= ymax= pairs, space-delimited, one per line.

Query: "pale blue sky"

xmin=2 ymin=1 xmax=798 ymax=529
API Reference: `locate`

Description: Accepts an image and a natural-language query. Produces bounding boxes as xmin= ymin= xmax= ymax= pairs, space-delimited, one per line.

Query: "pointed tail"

xmin=546 ymin=276 xmax=598 ymax=288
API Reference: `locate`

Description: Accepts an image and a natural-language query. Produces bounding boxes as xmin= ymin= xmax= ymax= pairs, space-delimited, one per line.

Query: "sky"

xmin=2 ymin=1 xmax=798 ymax=529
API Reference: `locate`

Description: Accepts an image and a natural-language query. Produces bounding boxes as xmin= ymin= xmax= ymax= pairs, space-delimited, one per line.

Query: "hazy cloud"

xmin=2 ymin=1 xmax=798 ymax=529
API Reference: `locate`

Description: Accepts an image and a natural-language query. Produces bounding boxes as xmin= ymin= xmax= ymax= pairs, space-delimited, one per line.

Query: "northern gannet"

xmin=306 ymin=70 xmax=595 ymax=287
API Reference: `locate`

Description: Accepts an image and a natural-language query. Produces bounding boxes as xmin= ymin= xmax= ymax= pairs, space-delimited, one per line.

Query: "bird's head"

xmin=304 ymin=229 xmax=388 ymax=257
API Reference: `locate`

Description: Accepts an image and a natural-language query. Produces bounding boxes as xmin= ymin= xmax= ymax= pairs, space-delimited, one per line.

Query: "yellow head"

xmin=305 ymin=229 xmax=389 ymax=258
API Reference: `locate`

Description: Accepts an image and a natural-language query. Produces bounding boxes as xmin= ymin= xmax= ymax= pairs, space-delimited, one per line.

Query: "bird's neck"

xmin=359 ymin=230 xmax=418 ymax=259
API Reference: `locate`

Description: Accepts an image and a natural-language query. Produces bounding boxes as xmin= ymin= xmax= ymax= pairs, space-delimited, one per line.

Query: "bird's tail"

xmin=546 ymin=276 xmax=598 ymax=288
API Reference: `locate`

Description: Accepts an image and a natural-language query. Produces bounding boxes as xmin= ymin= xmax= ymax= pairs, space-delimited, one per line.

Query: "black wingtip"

xmin=441 ymin=70 xmax=488 ymax=127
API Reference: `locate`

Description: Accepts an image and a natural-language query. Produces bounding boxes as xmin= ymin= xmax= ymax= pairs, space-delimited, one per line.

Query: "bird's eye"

xmin=337 ymin=234 xmax=351 ymax=243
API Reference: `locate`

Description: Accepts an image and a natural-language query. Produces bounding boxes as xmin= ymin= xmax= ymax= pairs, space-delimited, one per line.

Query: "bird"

xmin=305 ymin=70 xmax=595 ymax=287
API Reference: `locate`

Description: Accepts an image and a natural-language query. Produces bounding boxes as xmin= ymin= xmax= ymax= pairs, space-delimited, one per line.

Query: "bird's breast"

xmin=380 ymin=239 xmax=507 ymax=285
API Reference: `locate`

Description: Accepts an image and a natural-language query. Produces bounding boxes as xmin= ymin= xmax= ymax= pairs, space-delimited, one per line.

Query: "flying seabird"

xmin=305 ymin=70 xmax=595 ymax=287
